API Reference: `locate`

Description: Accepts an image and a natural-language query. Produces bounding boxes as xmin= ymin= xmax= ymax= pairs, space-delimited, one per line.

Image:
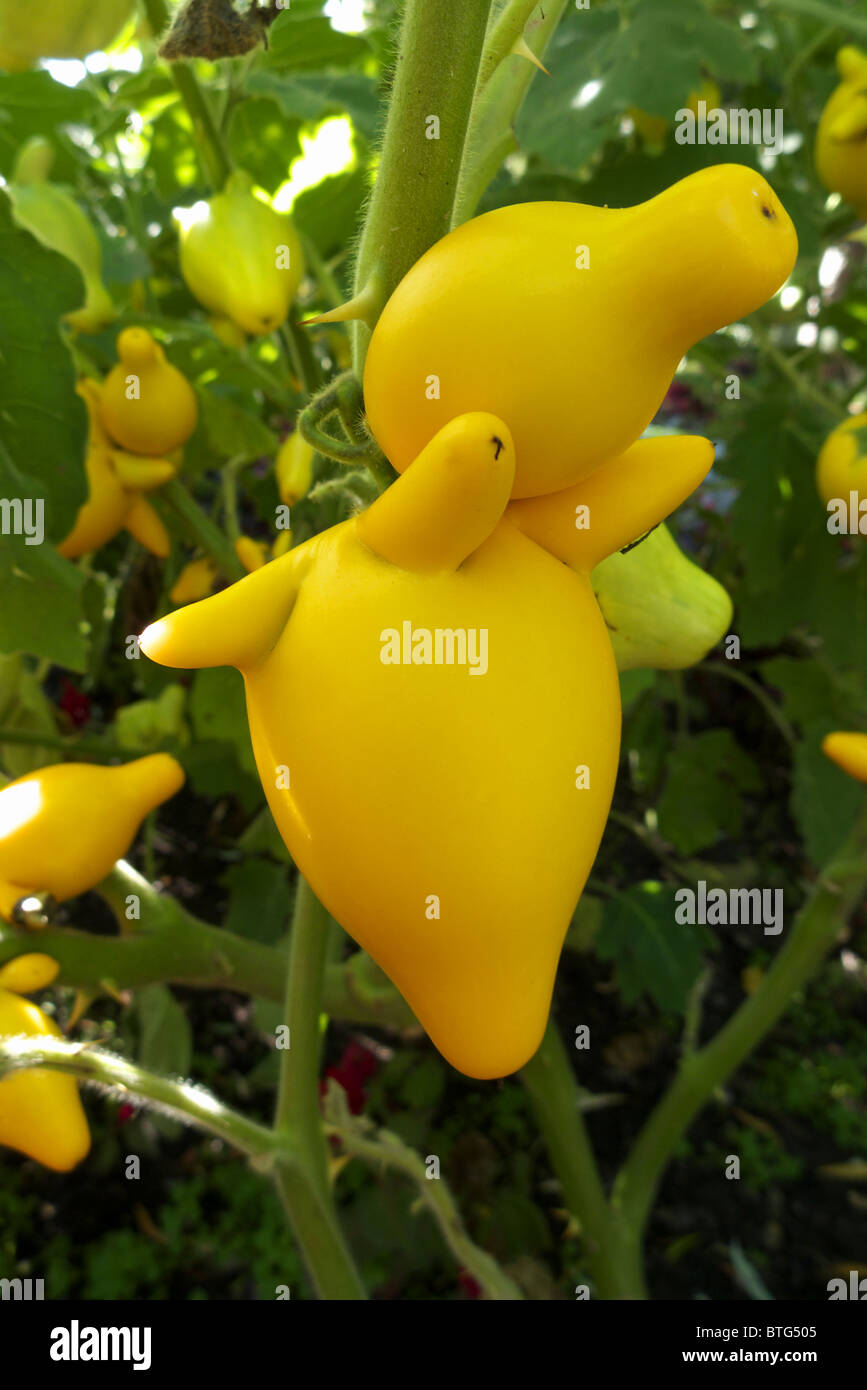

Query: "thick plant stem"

xmin=272 ymin=876 xmax=366 ymax=1299
xmin=350 ymin=0 xmax=492 ymax=373
xmin=521 ymin=1021 xmax=645 ymax=1298
xmin=452 ymin=0 xmax=568 ymax=227
xmin=140 ymin=0 xmax=232 ymax=189
xmin=0 ymin=860 xmax=417 ymax=1031
xmin=612 ymin=801 xmax=867 ymax=1246
xmin=0 ymin=1034 xmax=276 ymax=1158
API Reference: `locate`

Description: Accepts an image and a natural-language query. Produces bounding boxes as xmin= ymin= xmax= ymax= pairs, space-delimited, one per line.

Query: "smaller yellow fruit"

xmin=235 ymin=536 xmax=269 ymax=573
xmin=629 ymin=81 xmax=721 ymax=148
xmin=0 ymin=988 xmax=91 ymax=1170
xmin=171 ymin=557 xmax=219 ymax=604
xmin=816 ymin=413 xmax=867 ymax=520
xmin=179 ymin=171 xmax=304 ymax=337
xmin=822 ymin=731 xmax=867 ymax=783
xmin=815 ymin=46 xmax=867 ymax=217
xmin=275 ymin=430 xmax=314 ymax=507
xmin=99 ymin=328 xmax=198 ymax=456
xmin=209 ymin=315 xmax=248 ymax=349
xmin=0 ymin=954 xmax=59 ymax=993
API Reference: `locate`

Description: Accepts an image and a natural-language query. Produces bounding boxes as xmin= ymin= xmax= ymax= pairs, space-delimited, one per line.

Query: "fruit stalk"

xmin=350 ymin=0 xmax=493 ymax=373
xmin=140 ymin=0 xmax=231 ymax=189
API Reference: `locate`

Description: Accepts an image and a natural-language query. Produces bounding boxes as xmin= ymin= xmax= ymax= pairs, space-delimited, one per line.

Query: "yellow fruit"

xmin=99 ymin=327 xmax=198 ymax=456
xmin=0 ymin=754 xmax=184 ymax=921
xmin=235 ymin=536 xmax=268 ymax=572
xmin=7 ymin=138 xmax=115 ymax=334
xmin=171 ymin=557 xmax=219 ymax=604
xmin=0 ymin=0 xmax=132 ymax=69
xmin=0 ymin=954 xmax=59 ymax=993
xmin=363 ymin=165 xmax=797 ymax=496
xmin=591 ymin=522 xmax=733 ymax=671
xmin=629 ymin=80 xmax=722 ymax=147
xmin=822 ymin=731 xmax=867 ymax=783
xmin=140 ymin=421 xmax=712 ymax=1079
xmin=58 ymin=381 xmax=175 ymax=559
xmin=275 ymin=430 xmax=314 ymax=506
xmin=179 ymin=171 xmax=304 ymax=337
xmin=0 ymin=988 xmax=91 ymax=1170
xmin=816 ymin=412 xmax=867 ymax=517
xmin=209 ymin=315 xmax=248 ymax=348
xmin=815 ymin=46 xmax=867 ymax=216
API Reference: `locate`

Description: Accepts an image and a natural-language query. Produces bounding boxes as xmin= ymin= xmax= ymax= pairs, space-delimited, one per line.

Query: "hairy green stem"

xmin=323 ymin=1083 xmax=523 ymax=1300
xmin=612 ymin=801 xmax=867 ymax=1242
xmin=452 ymin=1 xmax=567 ymax=227
xmin=0 ymin=1034 xmax=276 ymax=1158
xmin=0 ymin=861 xmax=416 ymax=1031
xmin=350 ymin=0 xmax=493 ymax=373
xmin=272 ymin=876 xmax=366 ymax=1298
xmin=521 ymin=1022 xmax=645 ymax=1298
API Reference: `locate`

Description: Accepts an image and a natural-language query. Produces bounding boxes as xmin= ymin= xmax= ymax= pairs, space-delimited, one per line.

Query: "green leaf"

xmin=133 ymin=984 xmax=193 ymax=1077
xmin=222 ymin=859 xmax=290 ymax=945
xmin=0 ymin=193 xmax=88 ymax=544
xmin=792 ymin=721 xmax=863 ymax=865
xmin=657 ymin=729 xmax=761 ymax=855
xmin=189 ymin=669 xmax=257 ymax=775
xmin=246 ymin=71 xmax=381 ymax=142
xmin=263 ymin=5 xmax=371 ymax=73
xmin=0 ymin=544 xmax=90 ymax=670
xmin=198 ymin=390 xmax=278 ymax=461
xmin=292 ymin=168 xmax=368 ymax=257
xmin=596 ymin=881 xmax=707 ymax=1014
xmin=0 ymin=74 xmax=99 ymax=177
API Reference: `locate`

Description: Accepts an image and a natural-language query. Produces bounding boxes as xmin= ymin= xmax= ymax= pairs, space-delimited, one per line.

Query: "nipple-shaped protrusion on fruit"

xmin=98 ymin=327 xmax=198 ymax=456
xmin=357 ymin=414 xmax=515 ymax=572
xmin=0 ymin=755 xmax=185 ymax=919
xmin=140 ymin=545 xmax=309 ymax=673
xmin=509 ymin=435 xmax=714 ymax=572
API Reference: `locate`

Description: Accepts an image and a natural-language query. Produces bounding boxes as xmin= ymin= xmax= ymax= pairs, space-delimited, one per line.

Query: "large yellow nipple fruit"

xmin=141 ymin=420 xmax=712 ymax=1078
xmin=0 ymin=753 xmax=185 ymax=921
xmin=363 ymin=165 xmax=796 ymax=496
xmin=99 ymin=327 xmax=198 ymax=457
xmin=178 ymin=171 xmax=304 ymax=337
xmin=815 ymin=46 xmax=867 ymax=217
xmin=0 ymin=0 xmax=132 ymax=69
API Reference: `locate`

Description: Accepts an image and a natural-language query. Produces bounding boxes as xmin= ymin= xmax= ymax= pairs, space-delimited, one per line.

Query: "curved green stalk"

xmin=350 ymin=0 xmax=493 ymax=373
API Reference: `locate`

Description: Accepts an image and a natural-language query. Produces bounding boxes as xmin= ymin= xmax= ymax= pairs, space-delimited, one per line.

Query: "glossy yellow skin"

xmin=179 ymin=172 xmax=305 ymax=337
xmin=141 ymin=419 xmax=712 ymax=1078
xmin=591 ymin=522 xmax=733 ymax=671
xmin=171 ymin=557 xmax=219 ymax=604
xmin=0 ymin=754 xmax=184 ymax=921
xmin=816 ymin=412 xmax=867 ymax=514
xmin=0 ymin=988 xmax=91 ymax=1170
xmin=0 ymin=954 xmax=58 ymax=992
xmin=822 ymin=732 xmax=867 ymax=783
xmin=815 ymin=47 xmax=867 ymax=217
xmin=99 ymin=328 xmax=198 ymax=457
xmin=276 ymin=431 xmax=315 ymax=506
xmin=58 ymin=381 xmax=175 ymax=559
xmin=364 ymin=166 xmax=796 ymax=497
xmin=8 ymin=138 xmax=115 ymax=334
xmin=629 ymin=81 xmax=721 ymax=148
xmin=0 ymin=0 xmax=132 ymax=68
